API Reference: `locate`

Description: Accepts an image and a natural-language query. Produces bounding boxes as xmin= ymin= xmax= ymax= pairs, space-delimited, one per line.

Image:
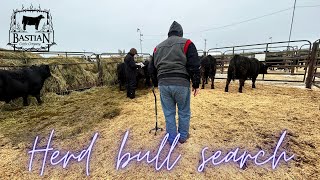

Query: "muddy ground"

xmin=0 ymin=80 xmax=319 ymax=179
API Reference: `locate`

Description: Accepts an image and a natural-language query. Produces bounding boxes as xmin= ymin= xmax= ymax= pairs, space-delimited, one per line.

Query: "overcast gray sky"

xmin=0 ymin=0 xmax=319 ymax=53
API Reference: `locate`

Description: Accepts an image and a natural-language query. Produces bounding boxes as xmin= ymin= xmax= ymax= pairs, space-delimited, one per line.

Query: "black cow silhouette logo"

xmin=8 ymin=5 xmax=56 ymax=51
xmin=22 ymin=15 xmax=45 ymax=30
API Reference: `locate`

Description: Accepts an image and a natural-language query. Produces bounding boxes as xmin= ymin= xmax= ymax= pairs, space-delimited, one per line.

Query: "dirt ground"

xmin=0 ymin=80 xmax=319 ymax=179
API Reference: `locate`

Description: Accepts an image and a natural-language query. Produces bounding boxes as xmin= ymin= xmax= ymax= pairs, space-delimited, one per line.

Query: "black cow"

xmin=225 ymin=55 xmax=268 ymax=93
xmin=117 ymin=63 xmax=126 ymax=91
xmin=137 ymin=60 xmax=151 ymax=87
xmin=200 ymin=55 xmax=217 ymax=89
xmin=116 ymin=60 xmax=151 ymax=91
xmin=22 ymin=15 xmax=45 ymax=30
xmin=0 ymin=65 xmax=51 ymax=106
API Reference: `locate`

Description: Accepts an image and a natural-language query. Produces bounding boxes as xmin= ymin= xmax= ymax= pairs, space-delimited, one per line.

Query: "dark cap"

xmin=129 ymin=48 xmax=138 ymax=55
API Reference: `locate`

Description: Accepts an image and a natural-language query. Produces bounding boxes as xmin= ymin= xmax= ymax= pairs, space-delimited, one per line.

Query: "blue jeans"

xmin=159 ymin=85 xmax=191 ymax=144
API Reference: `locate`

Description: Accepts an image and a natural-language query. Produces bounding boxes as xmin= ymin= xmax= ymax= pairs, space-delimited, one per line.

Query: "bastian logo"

xmin=7 ymin=5 xmax=56 ymax=51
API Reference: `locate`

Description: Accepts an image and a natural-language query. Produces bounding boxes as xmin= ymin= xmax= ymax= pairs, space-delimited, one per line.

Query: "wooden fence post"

xmin=96 ymin=54 xmax=104 ymax=86
xmin=305 ymin=42 xmax=319 ymax=89
xmin=264 ymin=44 xmax=269 ymax=81
xmin=221 ymin=55 xmax=225 ymax=74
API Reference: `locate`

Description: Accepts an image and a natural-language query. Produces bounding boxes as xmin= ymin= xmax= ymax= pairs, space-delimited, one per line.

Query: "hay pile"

xmin=40 ymin=58 xmax=100 ymax=93
xmin=0 ymin=81 xmax=319 ymax=179
xmin=100 ymin=57 xmax=123 ymax=85
xmin=0 ymin=51 xmax=123 ymax=94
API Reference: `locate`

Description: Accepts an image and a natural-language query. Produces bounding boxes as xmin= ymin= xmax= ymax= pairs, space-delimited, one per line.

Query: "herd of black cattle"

xmin=117 ymin=54 xmax=268 ymax=93
xmin=0 ymin=55 xmax=268 ymax=106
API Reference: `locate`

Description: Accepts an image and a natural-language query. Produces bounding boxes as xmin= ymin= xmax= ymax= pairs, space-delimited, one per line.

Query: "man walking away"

xmin=149 ymin=21 xmax=200 ymax=145
xmin=124 ymin=48 xmax=139 ymax=99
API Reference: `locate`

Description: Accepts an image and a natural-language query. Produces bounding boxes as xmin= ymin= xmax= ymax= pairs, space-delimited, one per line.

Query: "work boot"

xmin=179 ymin=134 xmax=190 ymax=144
xmin=128 ymin=92 xmax=135 ymax=99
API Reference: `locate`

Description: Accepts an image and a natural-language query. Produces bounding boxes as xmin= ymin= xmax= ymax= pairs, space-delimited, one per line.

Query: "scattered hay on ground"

xmin=0 ymin=87 xmax=124 ymax=146
xmin=0 ymin=81 xmax=319 ymax=179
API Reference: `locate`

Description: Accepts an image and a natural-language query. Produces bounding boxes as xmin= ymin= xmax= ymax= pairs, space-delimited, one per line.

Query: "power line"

xmin=185 ymin=7 xmax=292 ymax=34
xmin=194 ymin=4 xmax=320 ymax=34
xmin=144 ymin=5 xmax=320 ymax=37
xmin=144 ymin=34 xmax=166 ymax=37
